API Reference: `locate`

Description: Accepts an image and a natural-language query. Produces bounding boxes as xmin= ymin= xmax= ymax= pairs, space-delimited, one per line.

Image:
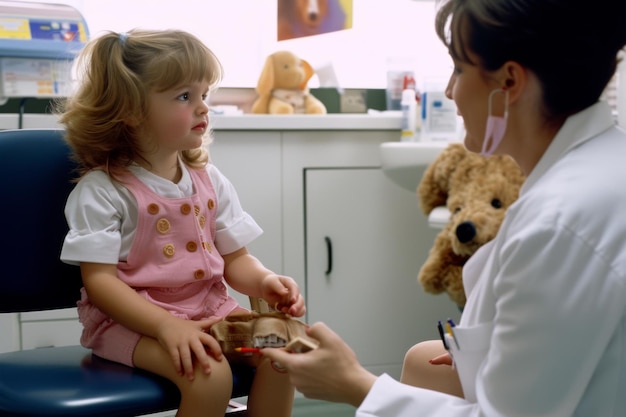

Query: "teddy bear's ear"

xmin=299 ymin=59 xmax=314 ymax=90
xmin=418 ymin=164 xmax=448 ymax=214
xmin=255 ymin=54 xmax=276 ymax=96
xmin=499 ymin=155 xmax=526 ymax=187
xmin=417 ymin=143 xmax=468 ymax=214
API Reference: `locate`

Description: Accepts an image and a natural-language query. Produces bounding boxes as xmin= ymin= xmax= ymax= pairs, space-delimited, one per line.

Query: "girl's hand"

xmin=262 ymin=322 xmax=377 ymax=407
xmin=260 ymin=274 xmax=306 ymax=317
xmin=154 ymin=315 xmax=224 ymax=381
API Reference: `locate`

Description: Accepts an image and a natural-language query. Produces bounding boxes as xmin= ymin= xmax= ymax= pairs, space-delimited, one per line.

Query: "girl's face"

xmin=142 ymin=80 xmax=210 ymax=154
xmin=445 ymin=55 xmax=500 ymax=153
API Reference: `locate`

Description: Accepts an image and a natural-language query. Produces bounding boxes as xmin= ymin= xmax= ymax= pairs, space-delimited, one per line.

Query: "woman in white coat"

xmin=263 ymin=0 xmax=626 ymax=415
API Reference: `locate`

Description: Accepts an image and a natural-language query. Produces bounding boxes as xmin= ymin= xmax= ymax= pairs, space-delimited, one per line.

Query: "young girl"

xmin=59 ymin=29 xmax=305 ymax=417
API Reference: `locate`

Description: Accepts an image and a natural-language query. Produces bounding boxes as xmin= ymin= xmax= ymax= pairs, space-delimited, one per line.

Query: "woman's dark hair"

xmin=435 ymin=0 xmax=626 ymax=119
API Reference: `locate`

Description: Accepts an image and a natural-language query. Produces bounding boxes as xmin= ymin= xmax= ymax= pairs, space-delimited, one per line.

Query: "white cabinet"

xmin=209 ymin=131 xmax=283 ymax=274
xmin=0 ymin=314 xmax=19 ymax=353
xmin=281 ymin=130 xmax=396 ymax=294
xmin=20 ymin=308 xmax=82 ymax=350
xmin=301 ymin=161 xmax=460 ymax=379
xmin=0 ymin=308 xmax=82 ymax=353
xmin=209 ymin=131 xmax=283 ymax=307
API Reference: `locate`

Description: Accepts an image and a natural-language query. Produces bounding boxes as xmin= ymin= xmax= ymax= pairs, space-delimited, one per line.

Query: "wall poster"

xmin=277 ymin=0 xmax=352 ymax=41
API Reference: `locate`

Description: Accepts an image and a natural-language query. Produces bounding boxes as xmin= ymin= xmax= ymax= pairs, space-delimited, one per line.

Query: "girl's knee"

xmin=255 ymin=357 xmax=290 ymax=381
xmin=247 ymin=358 xmax=294 ymax=417
xmin=178 ymin=357 xmax=233 ymax=397
xmin=134 ymin=338 xmax=234 ymax=415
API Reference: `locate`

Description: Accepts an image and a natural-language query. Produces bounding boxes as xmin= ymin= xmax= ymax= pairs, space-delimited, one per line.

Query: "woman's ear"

xmin=499 ymin=61 xmax=527 ymax=104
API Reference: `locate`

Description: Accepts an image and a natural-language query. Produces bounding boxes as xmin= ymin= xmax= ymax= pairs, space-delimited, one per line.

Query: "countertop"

xmin=0 ymin=112 xmax=403 ymax=131
xmin=210 ymin=113 xmax=402 ymax=130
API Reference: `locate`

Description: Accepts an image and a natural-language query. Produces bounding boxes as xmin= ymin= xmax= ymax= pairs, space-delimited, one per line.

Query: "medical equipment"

xmin=0 ymin=1 xmax=88 ymax=104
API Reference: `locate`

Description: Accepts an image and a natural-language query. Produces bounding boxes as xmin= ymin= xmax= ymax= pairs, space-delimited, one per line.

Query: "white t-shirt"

xmin=61 ymin=161 xmax=262 ymax=265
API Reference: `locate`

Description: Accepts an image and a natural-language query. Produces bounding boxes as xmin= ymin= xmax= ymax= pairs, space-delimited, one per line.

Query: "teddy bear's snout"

xmin=456 ymin=221 xmax=477 ymax=243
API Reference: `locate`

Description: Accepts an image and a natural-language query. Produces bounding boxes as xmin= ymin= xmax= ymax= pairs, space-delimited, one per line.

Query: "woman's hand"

xmin=154 ymin=315 xmax=224 ymax=381
xmin=262 ymin=322 xmax=377 ymax=407
xmin=261 ymin=274 xmax=306 ymax=317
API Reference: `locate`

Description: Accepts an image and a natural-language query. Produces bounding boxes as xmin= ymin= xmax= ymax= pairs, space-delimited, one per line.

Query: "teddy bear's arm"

xmin=418 ymin=233 xmax=468 ymax=308
xmin=268 ymin=98 xmax=296 ymax=114
xmin=251 ymin=95 xmax=270 ymax=114
xmin=304 ymin=94 xmax=327 ymax=114
xmin=442 ymin=267 xmax=466 ymax=307
xmin=419 ymin=257 xmax=466 ymax=308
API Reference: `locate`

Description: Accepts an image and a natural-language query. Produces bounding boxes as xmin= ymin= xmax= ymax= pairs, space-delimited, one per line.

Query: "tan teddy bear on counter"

xmin=417 ymin=143 xmax=525 ymax=309
xmin=251 ymin=50 xmax=327 ymax=114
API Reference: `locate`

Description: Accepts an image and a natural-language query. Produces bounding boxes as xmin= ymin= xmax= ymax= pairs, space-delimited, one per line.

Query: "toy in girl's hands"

xmin=232 ymin=337 xmax=317 ymax=354
xmin=251 ymin=50 xmax=327 ymax=114
xmin=417 ymin=143 xmax=525 ymax=309
xmin=285 ymin=336 xmax=318 ymax=353
xmin=210 ymin=311 xmax=318 ymax=364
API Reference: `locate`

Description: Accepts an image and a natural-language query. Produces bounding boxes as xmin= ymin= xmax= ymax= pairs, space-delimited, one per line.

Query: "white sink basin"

xmin=379 ymin=141 xmax=451 ymax=191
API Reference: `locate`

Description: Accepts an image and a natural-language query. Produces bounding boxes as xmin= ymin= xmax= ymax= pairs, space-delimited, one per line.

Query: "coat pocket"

xmin=445 ymin=321 xmax=494 ymax=402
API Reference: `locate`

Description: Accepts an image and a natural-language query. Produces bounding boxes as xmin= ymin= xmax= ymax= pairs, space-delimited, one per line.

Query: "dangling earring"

xmin=481 ymin=88 xmax=510 ymax=156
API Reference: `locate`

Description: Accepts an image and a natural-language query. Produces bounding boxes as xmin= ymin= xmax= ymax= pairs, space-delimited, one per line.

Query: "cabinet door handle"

xmin=324 ymin=236 xmax=333 ymax=275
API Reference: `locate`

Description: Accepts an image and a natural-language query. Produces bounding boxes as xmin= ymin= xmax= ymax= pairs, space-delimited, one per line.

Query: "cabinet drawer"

xmin=20 ymin=307 xmax=78 ymax=321
xmin=21 ymin=319 xmax=82 ymax=349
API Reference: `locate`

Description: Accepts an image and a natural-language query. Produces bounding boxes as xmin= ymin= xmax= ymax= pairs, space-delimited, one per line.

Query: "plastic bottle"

xmin=400 ymin=89 xmax=417 ymax=142
xmin=421 ymin=78 xmax=458 ymax=142
xmin=403 ymin=74 xmax=416 ymax=91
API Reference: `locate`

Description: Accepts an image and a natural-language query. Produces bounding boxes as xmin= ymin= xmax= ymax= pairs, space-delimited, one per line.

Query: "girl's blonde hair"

xmin=57 ymin=29 xmax=223 ymax=179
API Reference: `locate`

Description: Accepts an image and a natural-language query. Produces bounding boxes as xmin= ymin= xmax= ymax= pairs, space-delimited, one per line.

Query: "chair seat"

xmin=0 ymin=345 xmax=255 ymax=417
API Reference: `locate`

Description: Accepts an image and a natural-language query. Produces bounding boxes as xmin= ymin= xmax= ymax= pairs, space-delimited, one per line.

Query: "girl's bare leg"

xmin=400 ymin=339 xmax=464 ymax=398
xmin=246 ymin=357 xmax=295 ymax=417
xmin=133 ymin=336 xmax=232 ymax=417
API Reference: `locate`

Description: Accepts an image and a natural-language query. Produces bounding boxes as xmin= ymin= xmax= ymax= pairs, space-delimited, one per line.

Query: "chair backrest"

xmin=0 ymin=129 xmax=83 ymax=313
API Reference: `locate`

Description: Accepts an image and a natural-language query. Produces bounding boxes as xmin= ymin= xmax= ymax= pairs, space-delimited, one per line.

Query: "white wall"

xmin=17 ymin=0 xmax=450 ymax=89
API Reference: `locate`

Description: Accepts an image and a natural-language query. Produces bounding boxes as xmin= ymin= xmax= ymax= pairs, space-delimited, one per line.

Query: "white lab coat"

xmin=357 ymin=101 xmax=626 ymax=417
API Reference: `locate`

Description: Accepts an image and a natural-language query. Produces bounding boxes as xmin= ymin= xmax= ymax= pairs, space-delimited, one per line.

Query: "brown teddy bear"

xmin=417 ymin=143 xmax=525 ymax=309
xmin=251 ymin=50 xmax=327 ymax=114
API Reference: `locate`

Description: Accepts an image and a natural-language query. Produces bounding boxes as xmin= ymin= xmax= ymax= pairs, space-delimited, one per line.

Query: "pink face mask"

xmin=481 ymin=88 xmax=509 ymax=156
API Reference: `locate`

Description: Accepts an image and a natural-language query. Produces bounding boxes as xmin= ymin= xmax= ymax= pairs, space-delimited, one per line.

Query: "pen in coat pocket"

xmin=437 ymin=320 xmax=449 ymax=350
xmin=446 ymin=319 xmax=460 ymax=350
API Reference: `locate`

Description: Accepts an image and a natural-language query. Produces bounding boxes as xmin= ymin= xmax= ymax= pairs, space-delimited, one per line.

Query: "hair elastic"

xmin=118 ymin=32 xmax=128 ymax=46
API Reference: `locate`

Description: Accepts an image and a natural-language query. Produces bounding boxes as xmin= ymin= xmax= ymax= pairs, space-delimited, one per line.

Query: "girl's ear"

xmin=124 ymin=116 xmax=139 ymax=127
